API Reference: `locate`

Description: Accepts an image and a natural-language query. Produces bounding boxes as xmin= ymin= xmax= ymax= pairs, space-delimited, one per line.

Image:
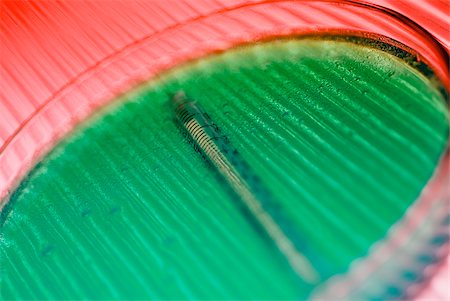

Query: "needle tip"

xmin=170 ymin=91 xmax=188 ymax=109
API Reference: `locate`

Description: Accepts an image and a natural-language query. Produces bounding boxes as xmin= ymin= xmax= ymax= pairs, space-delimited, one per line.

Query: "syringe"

xmin=171 ymin=91 xmax=319 ymax=284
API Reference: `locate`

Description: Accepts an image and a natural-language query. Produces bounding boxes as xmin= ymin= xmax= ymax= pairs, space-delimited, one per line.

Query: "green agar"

xmin=1 ymin=39 xmax=448 ymax=300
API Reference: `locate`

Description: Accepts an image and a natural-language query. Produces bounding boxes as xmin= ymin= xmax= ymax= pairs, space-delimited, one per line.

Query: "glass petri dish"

xmin=1 ymin=1 xmax=448 ymax=300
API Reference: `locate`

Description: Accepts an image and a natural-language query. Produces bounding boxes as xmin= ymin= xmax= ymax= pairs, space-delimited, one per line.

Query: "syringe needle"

xmin=171 ymin=91 xmax=320 ymax=284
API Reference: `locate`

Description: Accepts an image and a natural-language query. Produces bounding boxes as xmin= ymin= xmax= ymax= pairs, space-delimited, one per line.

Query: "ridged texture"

xmin=371 ymin=0 xmax=450 ymax=50
xmin=1 ymin=40 xmax=448 ymax=299
xmin=1 ymin=0 xmax=448 ymax=202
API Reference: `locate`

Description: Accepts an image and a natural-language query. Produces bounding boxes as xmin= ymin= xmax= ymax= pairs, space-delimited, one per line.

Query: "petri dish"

xmin=1 ymin=1 xmax=448 ymax=300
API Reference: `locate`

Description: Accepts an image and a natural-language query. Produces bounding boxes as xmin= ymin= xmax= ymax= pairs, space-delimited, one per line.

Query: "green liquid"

xmin=1 ymin=39 xmax=448 ymax=299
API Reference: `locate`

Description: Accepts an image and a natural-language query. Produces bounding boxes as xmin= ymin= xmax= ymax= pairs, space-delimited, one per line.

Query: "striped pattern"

xmin=1 ymin=40 xmax=448 ymax=299
xmin=371 ymin=0 xmax=450 ymax=50
xmin=2 ymin=0 xmax=448 ymax=202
